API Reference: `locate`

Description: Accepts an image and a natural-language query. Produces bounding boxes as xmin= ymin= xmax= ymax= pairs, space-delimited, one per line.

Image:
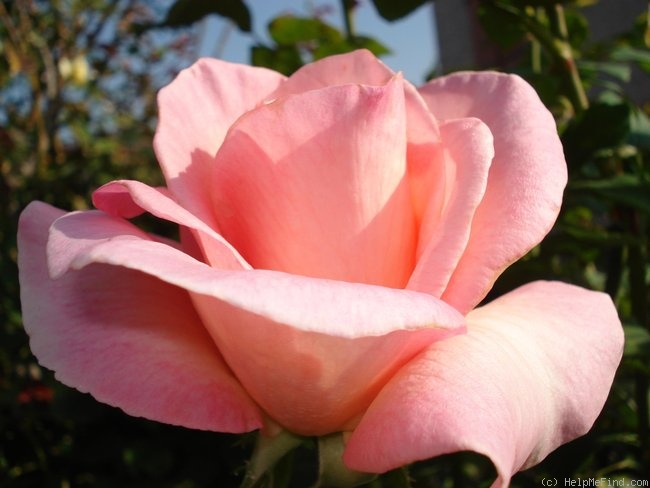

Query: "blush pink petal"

xmin=93 ymin=180 xmax=250 ymax=269
xmin=344 ymin=281 xmax=623 ymax=487
xmin=192 ymin=293 xmax=462 ymax=435
xmin=418 ymin=73 xmax=567 ymax=313
xmin=47 ymin=209 xmax=151 ymax=280
xmin=212 ymin=76 xmax=417 ymax=287
xmin=18 ymin=202 xmax=262 ymax=432
xmin=268 ymin=50 xmax=438 ymax=142
xmin=407 ymin=118 xmax=493 ymax=296
xmin=271 ymin=49 xmax=443 ymax=226
xmin=47 ymin=211 xmax=464 ymax=338
xmin=270 ymin=49 xmax=395 ymax=95
xmin=401 ymin=88 xmax=446 ymax=232
xmin=46 ymin=209 xmax=465 ymax=435
xmin=154 ymin=58 xmax=286 ymax=228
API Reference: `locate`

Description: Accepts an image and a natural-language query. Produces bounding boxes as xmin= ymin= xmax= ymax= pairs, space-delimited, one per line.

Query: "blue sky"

xmin=197 ymin=1 xmax=439 ymax=85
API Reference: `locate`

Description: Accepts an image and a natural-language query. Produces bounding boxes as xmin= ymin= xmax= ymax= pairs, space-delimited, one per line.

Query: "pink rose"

xmin=18 ymin=50 xmax=623 ymax=485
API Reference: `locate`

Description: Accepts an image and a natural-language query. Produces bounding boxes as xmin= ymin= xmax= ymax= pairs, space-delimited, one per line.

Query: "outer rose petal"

xmin=418 ymin=73 xmax=567 ymax=313
xmin=93 ymin=180 xmax=250 ymax=269
xmin=154 ymin=58 xmax=286 ymax=228
xmin=46 ymin=210 xmax=465 ymax=435
xmin=212 ymin=76 xmax=416 ymax=287
xmin=344 ymin=281 xmax=623 ymax=487
xmin=18 ymin=202 xmax=262 ymax=432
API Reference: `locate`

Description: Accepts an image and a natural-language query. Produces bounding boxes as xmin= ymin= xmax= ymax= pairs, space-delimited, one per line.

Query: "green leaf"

xmin=564 ymin=7 xmax=589 ymax=48
xmin=250 ymin=45 xmax=303 ymax=75
xmin=570 ymin=175 xmax=650 ymax=214
xmin=476 ymin=2 xmax=527 ymax=49
xmin=370 ymin=0 xmax=429 ymax=21
xmin=624 ymin=324 xmax=650 ymax=359
xmin=161 ymin=0 xmax=251 ymax=31
xmin=628 ymin=107 xmax=650 ymax=149
xmin=350 ymin=36 xmax=391 ymax=57
xmin=269 ymin=15 xmax=342 ymax=46
xmin=313 ymin=36 xmax=390 ymax=60
xmin=560 ymin=224 xmax=639 ymax=246
xmin=265 ymin=15 xmax=389 ymax=62
xmin=562 ymin=101 xmax=631 ymax=166
xmin=578 ymin=60 xmax=631 ymax=83
xmin=611 ymin=45 xmax=650 ymax=73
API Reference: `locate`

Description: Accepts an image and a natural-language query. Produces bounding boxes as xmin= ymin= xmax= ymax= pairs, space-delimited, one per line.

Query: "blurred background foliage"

xmin=1 ymin=0 xmax=649 ymax=486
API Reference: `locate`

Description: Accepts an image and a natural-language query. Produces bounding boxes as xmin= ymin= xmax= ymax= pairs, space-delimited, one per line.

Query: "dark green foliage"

xmin=475 ymin=2 xmax=650 ymax=484
xmin=570 ymin=175 xmax=650 ymax=215
xmin=160 ymin=0 xmax=251 ymax=31
xmin=477 ymin=2 xmax=528 ymax=49
xmin=269 ymin=15 xmax=343 ymax=46
xmin=562 ymin=101 xmax=632 ymax=168
xmin=251 ymin=14 xmax=389 ymax=76
xmin=370 ymin=0 xmax=430 ymax=21
xmin=251 ymin=44 xmax=304 ymax=76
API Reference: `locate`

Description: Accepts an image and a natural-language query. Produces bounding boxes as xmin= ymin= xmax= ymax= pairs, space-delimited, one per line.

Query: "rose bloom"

xmin=19 ymin=50 xmax=623 ymax=486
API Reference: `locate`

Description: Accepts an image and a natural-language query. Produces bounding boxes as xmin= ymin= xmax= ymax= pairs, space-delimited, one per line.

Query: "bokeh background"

xmin=1 ymin=0 xmax=649 ymax=486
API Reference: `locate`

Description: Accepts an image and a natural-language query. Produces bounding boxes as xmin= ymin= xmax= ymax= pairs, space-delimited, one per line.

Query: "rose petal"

xmin=19 ymin=202 xmax=262 ymax=432
xmin=154 ymin=58 xmax=286 ymax=227
xmin=212 ymin=76 xmax=417 ymax=287
xmin=407 ymin=117 xmax=493 ymax=296
xmin=192 ymin=292 xmax=462 ymax=435
xmin=47 ymin=209 xmax=465 ymax=434
xmin=418 ymin=72 xmax=567 ymax=313
xmin=47 ymin=209 xmax=150 ymax=280
xmin=93 ymin=180 xmax=250 ymax=269
xmin=271 ymin=49 xmax=444 ymax=226
xmin=48 ymin=210 xmax=464 ymax=339
xmin=91 ymin=179 xmax=149 ymax=218
xmin=270 ymin=49 xmax=395 ymax=95
xmin=402 ymin=88 xmax=446 ymax=232
xmin=344 ymin=281 xmax=623 ymax=487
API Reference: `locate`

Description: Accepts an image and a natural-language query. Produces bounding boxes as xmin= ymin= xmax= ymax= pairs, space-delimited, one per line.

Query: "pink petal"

xmin=91 ymin=179 xmax=147 ymax=218
xmin=18 ymin=202 xmax=262 ymax=432
xmin=344 ymin=281 xmax=623 ymax=487
xmin=418 ymin=73 xmax=567 ymax=313
xmin=270 ymin=49 xmax=395 ymax=95
xmin=154 ymin=58 xmax=286 ymax=227
xmin=271 ymin=49 xmax=443 ymax=226
xmin=47 ymin=210 xmax=465 ymax=435
xmin=407 ymin=118 xmax=493 ymax=296
xmin=49 ymin=211 xmax=463 ymax=339
xmin=47 ymin=209 xmax=151 ymax=280
xmin=212 ymin=76 xmax=417 ymax=288
xmin=192 ymin=292 xmax=462 ymax=435
xmin=404 ymin=102 xmax=444 ymax=230
xmin=93 ymin=180 xmax=250 ymax=269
